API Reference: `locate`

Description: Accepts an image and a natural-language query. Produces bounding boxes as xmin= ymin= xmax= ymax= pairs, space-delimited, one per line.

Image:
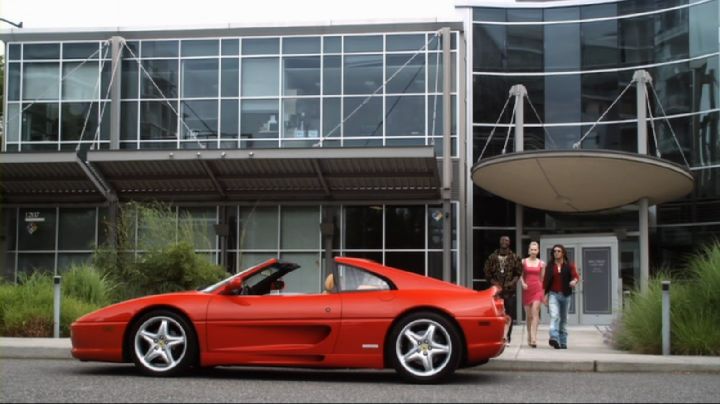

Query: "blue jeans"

xmin=548 ymin=292 xmax=570 ymax=346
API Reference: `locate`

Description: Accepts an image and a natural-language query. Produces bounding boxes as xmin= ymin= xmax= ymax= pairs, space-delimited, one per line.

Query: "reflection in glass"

xmin=23 ymin=63 xmax=60 ymax=100
xmin=8 ymin=63 xmax=20 ymax=101
xmin=63 ymin=42 xmax=99 ymax=59
xmin=141 ymin=60 xmax=178 ymax=98
xmin=61 ymin=103 xmax=98 ymax=141
xmin=282 ymin=98 xmax=320 ymax=139
xmin=140 ymin=101 xmax=178 ymax=140
xmin=178 ymin=207 xmax=216 ymax=250
xmin=386 ymin=54 xmax=425 ymax=94
xmin=220 ymin=100 xmax=239 ymax=139
xmin=385 ymin=96 xmax=423 ymax=137
xmin=6 ymin=104 xmax=20 ymax=142
xmin=239 ymin=206 xmax=278 ymax=250
xmin=283 ymin=37 xmax=320 ymax=54
xmin=181 ymin=39 xmax=219 ymax=57
xmin=344 ymin=206 xmax=382 ymax=249
xmin=18 ymin=254 xmax=55 ymax=276
xmin=141 ymin=40 xmax=178 ymax=58
xmin=323 ymin=56 xmax=341 ymax=95
xmin=62 ymin=62 xmax=99 ymax=100
xmin=344 ymin=55 xmax=382 ymax=95
xmin=24 ymin=43 xmax=60 ymax=60
xmin=121 ymin=61 xmax=139 ymax=99
xmin=241 ymin=58 xmax=279 ymax=97
xmin=58 ymin=208 xmax=96 ymax=250
xmin=386 ymin=206 xmax=424 ymax=249
xmin=279 ymin=252 xmax=321 ymax=293
xmin=241 ymin=99 xmax=279 ymax=140
xmin=22 ymin=103 xmax=59 ymax=142
xmin=221 ymin=58 xmax=239 ymax=97
xmin=343 ymin=97 xmax=382 ymax=137
xmin=121 ymin=101 xmax=138 ymax=141
xmin=181 ymin=100 xmax=218 ymax=141
xmin=344 ymin=35 xmax=382 ymax=53
xmin=283 ymin=56 xmax=320 ymax=96
xmin=181 ymin=59 xmax=218 ymax=98
xmin=386 ymin=252 xmax=424 ymax=276
xmin=281 ymin=206 xmax=320 ymax=249
xmin=242 ymin=38 xmax=279 ymax=55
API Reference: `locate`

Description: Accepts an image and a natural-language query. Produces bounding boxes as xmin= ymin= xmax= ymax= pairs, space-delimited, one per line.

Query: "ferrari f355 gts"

xmin=71 ymin=257 xmax=506 ymax=383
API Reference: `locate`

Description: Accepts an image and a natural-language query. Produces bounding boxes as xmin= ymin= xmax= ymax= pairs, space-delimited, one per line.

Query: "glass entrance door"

xmin=539 ymin=235 xmax=619 ymax=325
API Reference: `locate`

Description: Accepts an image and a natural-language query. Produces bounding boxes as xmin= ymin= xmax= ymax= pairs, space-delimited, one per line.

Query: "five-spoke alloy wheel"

xmin=129 ymin=310 xmax=197 ymax=376
xmin=388 ymin=311 xmax=462 ymax=383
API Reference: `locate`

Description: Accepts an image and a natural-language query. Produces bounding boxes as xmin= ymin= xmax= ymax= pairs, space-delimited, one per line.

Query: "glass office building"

xmin=1 ymin=22 xmax=463 ymax=290
xmin=2 ymin=1 xmax=719 ymax=322
xmin=463 ymin=0 xmax=720 ymax=295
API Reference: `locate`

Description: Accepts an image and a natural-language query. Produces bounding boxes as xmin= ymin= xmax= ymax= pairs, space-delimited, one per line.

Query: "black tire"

xmin=387 ymin=311 xmax=462 ymax=384
xmin=128 ymin=310 xmax=197 ymax=377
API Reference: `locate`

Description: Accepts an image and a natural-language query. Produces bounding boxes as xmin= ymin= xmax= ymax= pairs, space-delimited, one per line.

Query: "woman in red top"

xmin=543 ymin=244 xmax=580 ymax=349
xmin=520 ymin=241 xmax=545 ymax=348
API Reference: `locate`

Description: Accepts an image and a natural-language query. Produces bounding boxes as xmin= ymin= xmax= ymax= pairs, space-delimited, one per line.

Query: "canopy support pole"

xmin=634 ymin=69 xmax=652 ymax=294
xmin=441 ymin=27 xmax=453 ymax=283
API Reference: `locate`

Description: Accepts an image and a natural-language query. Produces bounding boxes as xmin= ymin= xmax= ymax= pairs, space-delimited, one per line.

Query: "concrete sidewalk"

xmin=1 ymin=325 xmax=719 ymax=374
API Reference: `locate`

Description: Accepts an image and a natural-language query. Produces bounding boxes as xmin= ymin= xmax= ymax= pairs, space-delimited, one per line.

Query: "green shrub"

xmin=613 ymin=241 xmax=720 ymax=355
xmin=95 ymin=202 xmax=227 ymax=301
xmin=0 ymin=272 xmax=104 ymax=337
xmin=62 ymin=264 xmax=114 ymax=307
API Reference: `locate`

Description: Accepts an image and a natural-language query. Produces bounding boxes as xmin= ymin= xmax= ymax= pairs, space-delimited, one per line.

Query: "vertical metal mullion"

xmin=381 ymin=204 xmax=386 ymax=265
xmin=276 ymin=205 xmax=281 ymax=259
xmin=18 ymin=44 xmax=24 ymax=151
xmin=58 ymin=44 xmax=63 ymax=151
xmin=425 ymin=204 xmax=429 ymax=277
xmin=136 ymin=47 xmax=141 ymax=149
xmin=238 ymin=38 xmax=243 ymax=149
xmin=382 ymin=34 xmax=386 ymax=146
xmin=340 ymin=36 xmax=344 ymax=147
xmin=14 ymin=208 xmax=20 ymax=283
xmin=320 ymin=37 xmax=324 ymax=147
xmin=217 ymin=39 xmax=222 ymax=149
xmin=54 ymin=207 xmax=59 ymax=275
xmin=177 ymin=50 xmax=181 ymax=149
xmin=425 ymin=33 xmax=429 ymax=146
xmin=278 ymin=39 xmax=283 ymax=149
xmin=235 ymin=205 xmax=240 ymax=273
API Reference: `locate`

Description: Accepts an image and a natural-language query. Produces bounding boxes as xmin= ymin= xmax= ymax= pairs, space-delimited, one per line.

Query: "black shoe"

xmin=560 ymin=344 xmax=567 ymax=349
xmin=549 ymin=339 xmax=560 ymax=349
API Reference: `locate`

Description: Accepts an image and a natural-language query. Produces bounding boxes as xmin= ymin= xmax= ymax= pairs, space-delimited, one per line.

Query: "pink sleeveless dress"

xmin=522 ymin=259 xmax=545 ymax=306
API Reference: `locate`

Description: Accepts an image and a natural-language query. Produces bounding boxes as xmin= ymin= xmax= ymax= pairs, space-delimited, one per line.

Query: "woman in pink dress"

xmin=521 ymin=241 xmax=546 ymax=347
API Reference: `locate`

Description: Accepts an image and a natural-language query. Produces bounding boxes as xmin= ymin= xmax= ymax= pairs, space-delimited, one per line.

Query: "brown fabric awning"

xmin=1 ymin=147 xmax=441 ymax=204
xmin=471 ymin=150 xmax=694 ymax=212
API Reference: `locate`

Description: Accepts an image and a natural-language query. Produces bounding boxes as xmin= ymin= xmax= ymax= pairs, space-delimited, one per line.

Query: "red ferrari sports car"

xmin=71 ymin=257 xmax=506 ymax=383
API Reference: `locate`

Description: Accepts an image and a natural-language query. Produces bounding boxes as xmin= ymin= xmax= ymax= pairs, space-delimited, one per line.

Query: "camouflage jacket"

xmin=483 ymin=249 xmax=523 ymax=297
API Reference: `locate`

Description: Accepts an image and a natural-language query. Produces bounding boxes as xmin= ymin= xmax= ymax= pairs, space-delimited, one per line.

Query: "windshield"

xmin=200 ymin=259 xmax=274 ymax=293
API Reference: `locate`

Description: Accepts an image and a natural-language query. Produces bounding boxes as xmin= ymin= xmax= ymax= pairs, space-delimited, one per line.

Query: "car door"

xmin=205 ymin=292 xmax=342 ymax=364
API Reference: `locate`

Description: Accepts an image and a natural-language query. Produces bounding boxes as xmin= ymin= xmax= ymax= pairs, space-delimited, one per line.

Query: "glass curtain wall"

xmin=4 ymin=41 xmax=111 ymax=152
xmin=4 ymin=204 xmax=458 ymax=287
xmin=471 ymin=0 xmax=720 ymax=286
xmin=5 ymin=32 xmax=459 ymax=155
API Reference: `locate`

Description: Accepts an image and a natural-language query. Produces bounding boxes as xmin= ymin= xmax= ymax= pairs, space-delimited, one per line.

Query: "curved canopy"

xmin=471 ymin=150 xmax=695 ymax=213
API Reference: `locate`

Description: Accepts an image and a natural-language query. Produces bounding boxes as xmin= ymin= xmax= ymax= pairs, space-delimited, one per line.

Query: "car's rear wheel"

xmin=129 ymin=310 xmax=197 ymax=377
xmin=388 ymin=311 xmax=462 ymax=383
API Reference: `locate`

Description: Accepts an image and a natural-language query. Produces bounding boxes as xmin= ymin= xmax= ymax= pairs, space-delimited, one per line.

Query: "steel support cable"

xmin=477 ymin=95 xmax=512 ymax=162
xmin=318 ymin=30 xmax=442 ymax=145
xmin=7 ymin=43 xmax=106 ymax=135
xmin=502 ymin=102 xmax=517 ymax=154
xmin=573 ymin=78 xmax=635 ymax=150
xmin=648 ymin=81 xmax=691 ymax=167
xmin=121 ymin=41 xmax=205 ymax=149
xmin=75 ymin=43 xmax=111 ymax=151
xmin=525 ymin=94 xmax=559 ymax=149
xmin=430 ymin=38 xmax=441 ymax=146
xmin=645 ymin=91 xmax=662 ymax=158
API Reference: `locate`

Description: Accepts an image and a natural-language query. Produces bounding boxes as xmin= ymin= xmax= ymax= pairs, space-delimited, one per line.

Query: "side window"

xmin=337 ymin=264 xmax=390 ymax=292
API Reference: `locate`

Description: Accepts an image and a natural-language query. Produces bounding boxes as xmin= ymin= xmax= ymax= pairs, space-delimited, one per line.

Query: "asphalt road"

xmin=1 ymin=359 xmax=719 ymax=403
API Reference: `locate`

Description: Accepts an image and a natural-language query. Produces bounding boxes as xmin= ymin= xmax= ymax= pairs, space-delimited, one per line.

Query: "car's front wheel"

xmin=388 ymin=311 xmax=462 ymax=383
xmin=129 ymin=310 xmax=197 ymax=377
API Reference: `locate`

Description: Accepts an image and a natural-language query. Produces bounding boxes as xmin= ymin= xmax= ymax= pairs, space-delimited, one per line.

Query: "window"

xmin=337 ymin=264 xmax=390 ymax=292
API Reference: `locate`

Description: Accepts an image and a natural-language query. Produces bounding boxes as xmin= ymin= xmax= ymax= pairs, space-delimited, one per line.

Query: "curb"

xmin=2 ymin=345 xmax=719 ymax=375
xmin=473 ymin=359 xmax=720 ymax=374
